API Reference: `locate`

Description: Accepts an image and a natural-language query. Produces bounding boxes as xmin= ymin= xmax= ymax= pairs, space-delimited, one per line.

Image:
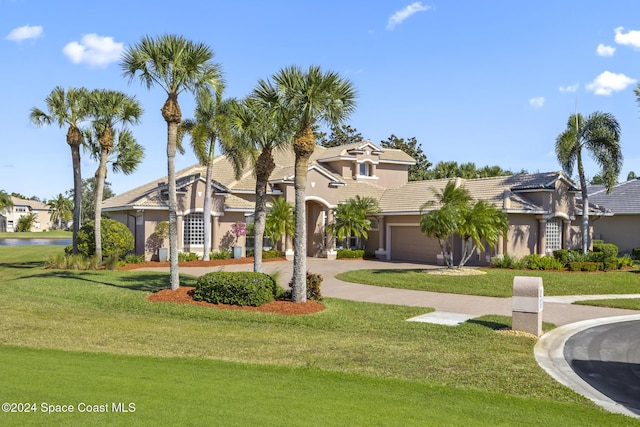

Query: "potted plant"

xmin=231 ymin=221 xmax=246 ymax=259
xmin=154 ymin=221 xmax=170 ymax=262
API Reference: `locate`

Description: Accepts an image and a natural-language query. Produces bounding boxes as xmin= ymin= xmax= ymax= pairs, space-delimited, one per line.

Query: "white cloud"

xmin=6 ymin=25 xmax=43 ymax=42
xmin=387 ymin=2 xmax=430 ymax=30
xmin=62 ymin=34 xmax=123 ymax=67
xmin=586 ymin=71 xmax=636 ymax=95
xmin=559 ymin=83 xmax=579 ymax=93
xmin=596 ymin=43 xmax=615 ymax=57
xmin=614 ymin=26 xmax=640 ymax=48
xmin=529 ymin=97 xmax=545 ymax=108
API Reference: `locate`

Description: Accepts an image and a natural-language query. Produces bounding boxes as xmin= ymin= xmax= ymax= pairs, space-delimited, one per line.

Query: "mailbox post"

xmin=512 ymin=276 xmax=543 ymax=336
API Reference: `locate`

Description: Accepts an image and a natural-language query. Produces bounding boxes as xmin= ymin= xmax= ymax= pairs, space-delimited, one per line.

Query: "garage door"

xmin=389 ymin=226 xmax=441 ymax=263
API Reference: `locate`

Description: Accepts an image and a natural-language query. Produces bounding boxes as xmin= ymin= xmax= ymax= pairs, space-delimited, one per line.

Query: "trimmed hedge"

xmin=337 ymin=249 xmax=365 ymax=259
xmin=245 ymin=249 xmax=285 ymax=259
xmin=193 ymin=272 xmax=276 ymax=306
xmin=568 ymin=261 xmax=599 ymax=272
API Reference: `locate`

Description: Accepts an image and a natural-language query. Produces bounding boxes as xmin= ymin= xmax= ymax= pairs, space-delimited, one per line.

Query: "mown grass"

xmin=0 ymin=230 xmax=72 ymax=239
xmin=0 ymin=246 xmax=638 ymax=425
xmin=575 ymin=298 xmax=640 ymax=310
xmin=336 ymin=268 xmax=640 ymax=297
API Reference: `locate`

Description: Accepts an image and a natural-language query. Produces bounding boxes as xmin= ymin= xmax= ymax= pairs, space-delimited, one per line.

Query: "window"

xmin=184 ymin=213 xmax=204 ymax=245
xmin=16 ymin=207 xmax=26 ymax=213
xmin=545 ymin=219 xmax=561 ymax=252
xmin=359 ymin=163 xmax=370 ymax=176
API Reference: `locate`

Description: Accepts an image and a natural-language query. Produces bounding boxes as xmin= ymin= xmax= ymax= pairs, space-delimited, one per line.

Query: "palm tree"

xmin=30 ymin=86 xmax=90 ymax=253
xmin=121 ymin=34 xmax=223 ymax=290
xmin=271 ymin=65 xmax=357 ymax=302
xmin=420 ymin=180 xmax=472 ymax=268
xmin=457 ymin=200 xmax=509 ymax=267
xmin=327 ymin=196 xmax=380 ymax=250
xmin=47 ymin=193 xmax=73 ymax=229
xmin=229 ymin=80 xmax=295 ymax=272
xmin=17 ymin=212 xmax=38 ymax=232
xmin=178 ymin=89 xmax=242 ymax=262
xmin=85 ymin=89 xmax=143 ymax=260
xmin=265 ymin=197 xmax=295 ymax=252
xmin=555 ymin=112 xmax=622 ymax=253
xmin=0 ymin=190 xmax=14 ymax=212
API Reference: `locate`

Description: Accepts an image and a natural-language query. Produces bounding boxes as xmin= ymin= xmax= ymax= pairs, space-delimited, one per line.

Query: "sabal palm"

xmin=179 ymin=90 xmax=238 ymax=262
xmin=30 ymin=86 xmax=90 ymax=253
xmin=272 ymin=65 xmax=357 ymax=302
xmin=86 ymin=89 xmax=143 ymax=260
xmin=265 ymin=197 xmax=295 ymax=251
xmin=121 ymin=34 xmax=223 ymax=290
xmin=457 ymin=200 xmax=508 ymax=267
xmin=0 ymin=190 xmax=13 ymax=212
xmin=230 ymin=80 xmax=295 ymax=272
xmin=47 ymin=193 xmax=73 ymax=230
xmin=556 ymin=112 xmax=622 ymax=253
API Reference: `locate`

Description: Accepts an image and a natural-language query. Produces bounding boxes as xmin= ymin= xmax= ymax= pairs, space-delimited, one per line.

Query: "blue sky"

xmin=3 ymin=0 xmax=640 ymax=200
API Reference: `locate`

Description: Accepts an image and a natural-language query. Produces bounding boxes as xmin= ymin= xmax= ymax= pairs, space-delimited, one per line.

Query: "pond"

xmin=0 ymin=238 xmax=72 ymax=246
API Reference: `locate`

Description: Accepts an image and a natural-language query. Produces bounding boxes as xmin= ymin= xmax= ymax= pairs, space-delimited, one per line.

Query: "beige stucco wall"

xmin=592 ymin=215 xmax=640 ymax=254
xmin=506 ymin=214 xmax=539 ymax=258
xmin=374 ymin=163 xmax=409 ymax=188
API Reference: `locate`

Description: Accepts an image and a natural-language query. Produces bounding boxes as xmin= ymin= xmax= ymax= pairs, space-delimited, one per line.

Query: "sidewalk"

xmin=141 ymin=257 xmax=640 ymax=327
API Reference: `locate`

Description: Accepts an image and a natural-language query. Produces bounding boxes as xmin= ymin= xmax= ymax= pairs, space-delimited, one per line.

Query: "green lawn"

xmin=0 ymin=230 xmax=72 ymax=239
xmin=0 ymin=246 xmax=637 ymax=425
xmin=575 ymin=298 xmax=640 ymax=310
xmin=336 ymin=268 xmax=640 ymax=297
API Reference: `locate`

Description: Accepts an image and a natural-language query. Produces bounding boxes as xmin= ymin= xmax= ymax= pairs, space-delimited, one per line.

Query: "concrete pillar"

xmin=538 ymin=218 xmax=547 ymax=255
xmin=562 ymin=220 xmax=570 ymax=249
xmin=212 ymin=216 xmax=219 ymax=250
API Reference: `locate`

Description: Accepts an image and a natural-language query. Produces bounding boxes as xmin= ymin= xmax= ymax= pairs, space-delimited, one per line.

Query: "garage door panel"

xmin=390 ymin=226 xmax=440 ymax=263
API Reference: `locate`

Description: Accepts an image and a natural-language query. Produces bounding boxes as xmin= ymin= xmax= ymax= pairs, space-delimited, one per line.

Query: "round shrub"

xmin=77 ymin=219 xmax=134 ymax=259
xmin=193 ymin=272 xmax=276 ymax=306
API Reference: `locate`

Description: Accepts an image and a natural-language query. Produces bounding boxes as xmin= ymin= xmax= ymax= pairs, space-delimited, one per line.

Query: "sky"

xmin=2 ymin=0 xmax=640 ymax=201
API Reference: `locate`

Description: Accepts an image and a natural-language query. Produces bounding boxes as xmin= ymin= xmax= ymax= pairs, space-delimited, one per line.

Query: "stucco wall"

xmin=506 ymin=214 xmax=538 ymax=258
xmin=592 ymin=215 xmax=640 ymax=254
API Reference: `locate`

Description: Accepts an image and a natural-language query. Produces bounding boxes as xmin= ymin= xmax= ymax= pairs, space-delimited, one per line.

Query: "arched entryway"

xmin=305 ymin=197 xmax=333 ymax=257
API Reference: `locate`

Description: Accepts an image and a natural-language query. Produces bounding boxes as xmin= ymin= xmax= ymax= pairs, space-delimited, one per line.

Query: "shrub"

xmin=193 ymin=272 xmax=276 ymax=306
xmin=337 ymin=249 xmax=365 ymax=259
xmin=287 ymin=272 xmax=323 ymax=301
xmin=46 ymin=253 xmax=100 ymax=270
xmin=522 ymin=254 xmax=564 ymax=271
xmin=210 ymin=250 xmax=231 ymax=260
xmin=591 ymin=242 xmax=619 ymax=265
xmin=568 ymin=261 xmax=598 ymax=272
xmin=124 ymin=254 xmax=145 ymax=264
xmin=553 ymin=249 xmax=569 ymax=266
xmin=178 ymin=252 xmax=199 ymax=262
xmin=632 ymin=248 xmax=640 ymax=260
xmin=618 ymin=255 xmax=635 ymax=268
xmin=363 ymin=251 xmax=377 ymax=260
xmin=246 ymin=249 xmax=285 ymax=259
xmin=76 ymin=219 xmax=134 ymax=260
xmin=491 ymin=254 xmax=518 ymax=269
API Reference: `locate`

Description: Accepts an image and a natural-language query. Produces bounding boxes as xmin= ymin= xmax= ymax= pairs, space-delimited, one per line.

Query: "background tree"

xmin=85 ymin=89 xmax=143 ymax=260
xmin=555 ymin=112 xmax=622 ymax=253
xmin=264 ymin=197 xmax=294 ymax=252
xmin=627 ymin=171 xmax=637 ymax=181
xmin=122 ymin=34 xmax=223 ymax=290
xmin=272 ymin=65 xmax=357 ymax=302
xmin=0 ymin=190 xmax=14 ymax=212
xmin=424 ymin=161 xmax=514 ymax=179
xmin=69 ymin=178 xmax=115 ymax=227
xmin=229 ymin=80 xmax=295 ymax=272
xmin=380 ymin=135 xmax=431 ymax=181
xmin=30 ymin=86 xmax=90 ymax=253
xmin=179 ymin=89 xmax=237 ymax=262
xmin=317 ymin=124 xmax=363 ymax=147
xmin=47 ymin=193 xmax=73 ymax=229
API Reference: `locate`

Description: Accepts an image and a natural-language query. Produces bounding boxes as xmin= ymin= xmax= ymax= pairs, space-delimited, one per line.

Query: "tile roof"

xmin=313 ymin=140 xmax=415 ymax=164
xmin=586 ymin=179 xmax=640 ymax=214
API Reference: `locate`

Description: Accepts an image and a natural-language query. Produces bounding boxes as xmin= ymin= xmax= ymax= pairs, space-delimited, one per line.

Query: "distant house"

xmin=103 ymin=140 xmax=594 ymax=263
xmin=0 ymin=197 xmax=52 ymax=232
xmin=585 ymin=179 xmax=640 ymax=254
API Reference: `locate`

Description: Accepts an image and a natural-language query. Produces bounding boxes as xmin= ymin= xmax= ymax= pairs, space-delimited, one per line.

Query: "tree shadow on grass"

xmin=466 ymin=318 xmax=511 ymax=330
xmin=0 ymin=261 xmax=46 ymax=270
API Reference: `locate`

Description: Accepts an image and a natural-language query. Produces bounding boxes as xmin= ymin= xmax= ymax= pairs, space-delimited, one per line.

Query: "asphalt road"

xmin=564 ymin=320 xmax=640 ymax=416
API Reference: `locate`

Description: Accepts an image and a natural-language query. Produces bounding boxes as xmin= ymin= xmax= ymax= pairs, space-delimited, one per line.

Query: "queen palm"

xmin=327 ymin=196 xmax=380 ymax=250
xmin=30 ymin=86 xmax=90 ymax=253
xmin=556 ymin=112 xmax=622 ymax=253
xmin=457 ymin=200 xmax=509 ymax=268
xmin=265 ymin=197 xmax=294 ymax=252
xmin=121 ymin=34 xmax=223 ymax=290
xmin=0 ymin=190 xmax=13 ymax=212
xmin=85 ymin=89 xmax=143 ymax=260
xmin=178 ymin=89 xmax=240 ymax=262
xmin=47 ymin=193 xmax=73 ymax=230
xmin=272 ymin=65 xmax=357 ymax=302
xmin=230 ymin=80 xmax=295 ymax=273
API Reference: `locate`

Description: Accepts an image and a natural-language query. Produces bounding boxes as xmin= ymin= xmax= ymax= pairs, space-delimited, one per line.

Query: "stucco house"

xmin=585 ymin=179 xmax=640 ymax=254
xmin=103 ymin=140 xmax=592 ymax=263
xmin=0 ymin=196 xmax=52 ymax=232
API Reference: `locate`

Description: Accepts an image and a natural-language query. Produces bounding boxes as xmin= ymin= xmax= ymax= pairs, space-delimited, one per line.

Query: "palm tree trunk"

xmin=577 ymin=152 xmax=589 ymax=254
xmin=291 ymin=125 xmax=316 ymax=303
xmin=94 ymin=148 xmax=109 ymax=261
xmin=70 ymin=142 xmax=82 ymax=255
xmin=253 ymin=149 xmax=275 ymax=273
xmin=167 ymin=123 xmax=180 ymax=290
xmin=202 ymin=154 xmax=214 ymax=261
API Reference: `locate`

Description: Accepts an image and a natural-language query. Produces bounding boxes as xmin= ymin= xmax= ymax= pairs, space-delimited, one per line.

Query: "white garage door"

xmin=390 ymin=226 xmax=441 ymax=263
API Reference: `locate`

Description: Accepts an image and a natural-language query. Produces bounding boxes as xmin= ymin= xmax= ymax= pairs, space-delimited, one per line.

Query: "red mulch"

xmin=134 ymin=257 xmax=323 ymax=315
xmin=148 ymin=286 xmax=324 ymax=315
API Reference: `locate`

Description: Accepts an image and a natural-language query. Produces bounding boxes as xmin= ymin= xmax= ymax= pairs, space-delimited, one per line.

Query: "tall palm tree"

xmin=47 ymin=193 xmax=73 ymax=229
xmin=178 ymin=89 xmax=243 ymax=262
xmin=230 ymin=80 xmax=295 ymax=272
xmin=30 ymin=86 xmax=90 ymax=253
xmin=555 ymin=112 xmax=622 ymax=253
xmin=121 ymin=34 xmax=223 ymax=290
xmin=85 ymin=89 xmax=143 ymax=260
xmin=265 ymin=197 xmax=295 ymax=252
xmin=271 ymin=65 xmax=357 ymax=302
xmin=0 ymin=190 xmax=14 ymax=212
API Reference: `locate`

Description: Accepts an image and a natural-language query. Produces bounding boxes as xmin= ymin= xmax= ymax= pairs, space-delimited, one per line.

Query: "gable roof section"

xmin=313 ymin=140 xmax=415 ymax=164
xmin=10 ymin=196 xmax=48 ymax=211
xmin=586 ymin=179 xmax=640 ymax=214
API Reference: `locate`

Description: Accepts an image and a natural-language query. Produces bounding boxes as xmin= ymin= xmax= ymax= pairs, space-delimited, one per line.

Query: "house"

xmin=0 ymin=196 xmax=52 ymax=232
xmin=103 ymin=140 xmax=592 ymax=263
xmin=584 ymin=179 xmax=640 ymax=254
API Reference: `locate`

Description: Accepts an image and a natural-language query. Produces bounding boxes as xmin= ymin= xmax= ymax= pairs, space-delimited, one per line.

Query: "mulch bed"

xmin=118 ymin=256 xmax=287 ymax=271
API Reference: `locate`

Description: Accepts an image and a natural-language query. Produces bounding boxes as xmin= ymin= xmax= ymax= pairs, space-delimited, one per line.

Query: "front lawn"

xmin=0 ymin=230 xmax=72 ymax=239
xmin=335 ymin=268 xmax=640 ymax=297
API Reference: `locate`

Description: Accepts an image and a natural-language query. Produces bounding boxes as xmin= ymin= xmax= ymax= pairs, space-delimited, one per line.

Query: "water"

xmin=0 ymin=238 xmax=72 ymax=246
